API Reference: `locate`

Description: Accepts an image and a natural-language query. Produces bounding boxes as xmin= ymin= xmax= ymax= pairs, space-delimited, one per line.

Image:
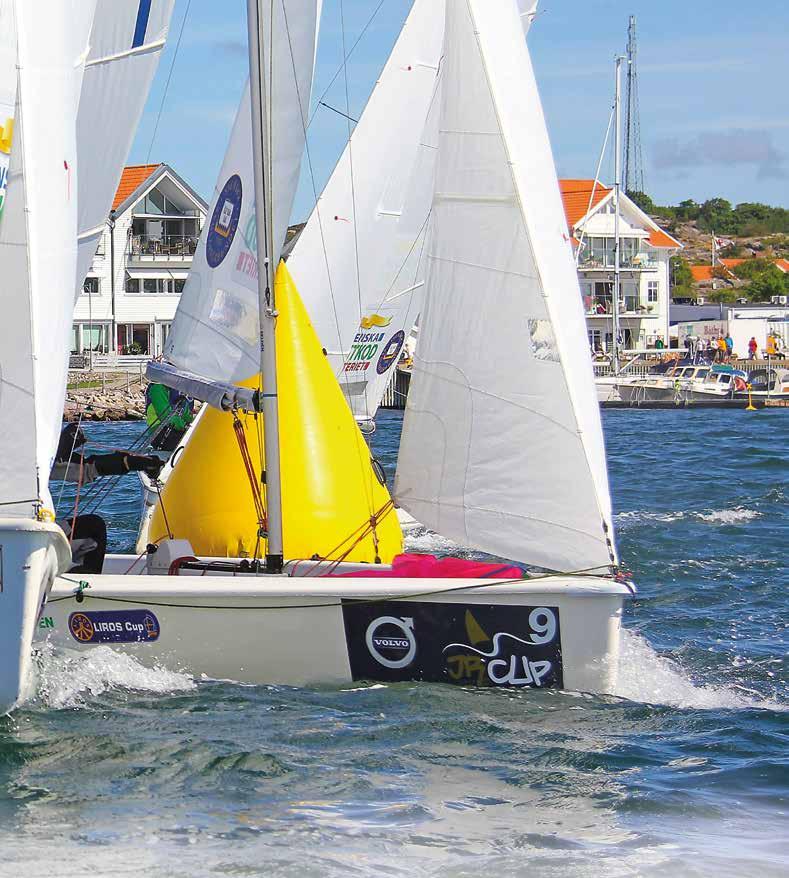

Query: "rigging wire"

xmin=306 ymin=0 xmax=387 ymax=128
xmin=145 ymin=0 xmax=192 ymax=163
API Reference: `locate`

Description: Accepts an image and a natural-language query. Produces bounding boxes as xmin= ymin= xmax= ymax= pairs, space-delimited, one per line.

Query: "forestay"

xmin=75 ymin=0 xmax=175 ymax=296
xmin=155 ymin=1 xmax=321 ymax=395
xmin=394 ymin=0 xmax=617 ymax=574
xmin=286 ymin=0 xmax=444 ymax=422
xmin=0 ymin=0 xmax=97 ymax=519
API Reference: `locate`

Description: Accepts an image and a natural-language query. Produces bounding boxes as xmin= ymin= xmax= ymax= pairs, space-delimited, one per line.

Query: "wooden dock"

xmin=602 ymin=399 xmax=766 ymax=410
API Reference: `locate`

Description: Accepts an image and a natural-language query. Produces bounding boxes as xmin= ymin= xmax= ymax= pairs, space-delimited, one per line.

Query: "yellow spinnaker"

xmin=149 ymin=261 xmax=403 ymax=563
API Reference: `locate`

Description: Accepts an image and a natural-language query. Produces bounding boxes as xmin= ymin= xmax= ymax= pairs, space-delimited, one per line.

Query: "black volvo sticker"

xmin=341 ymin=601 xmax=562 ymax=689
xmin=68 ymin=610 xmax=160 ymax=644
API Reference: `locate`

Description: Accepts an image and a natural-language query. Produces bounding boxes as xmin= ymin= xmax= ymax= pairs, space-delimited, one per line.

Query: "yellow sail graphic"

xmin=150 ymin=261 xmax=403 ymax=563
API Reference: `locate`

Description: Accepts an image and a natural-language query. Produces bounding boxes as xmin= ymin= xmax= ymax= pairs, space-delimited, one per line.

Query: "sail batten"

xmin=394 ymin=0 xmax=616 ymax=574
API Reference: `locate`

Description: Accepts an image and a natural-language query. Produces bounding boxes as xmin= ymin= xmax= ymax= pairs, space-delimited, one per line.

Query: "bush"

xmin=743 ymin=266 xmax=789 ymax=302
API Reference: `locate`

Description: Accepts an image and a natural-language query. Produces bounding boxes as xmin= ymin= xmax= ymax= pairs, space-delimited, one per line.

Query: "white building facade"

xmin=72 ymin=163 xmax=207 ymax=362
xmin=560 ymin=180 xmax=680 ymax=354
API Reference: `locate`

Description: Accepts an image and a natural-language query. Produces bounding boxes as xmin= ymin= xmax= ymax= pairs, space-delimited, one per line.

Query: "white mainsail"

xmin=154 ymin=1 xmax=321 ymax=401
xmin=0 ymin=0 xmax=97 ymax=519
xmin=286 ymin=0 xmax=444 ymax=421
xmin=394 ymin=0 xmax=617 ymax=574
xmin=75 ymin=0 xmax=175 ymax=295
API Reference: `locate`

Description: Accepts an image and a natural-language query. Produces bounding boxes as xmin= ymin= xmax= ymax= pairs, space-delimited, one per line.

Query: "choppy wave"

xmin=33 ymin=643 xmax=195 ymax=709
xmin=617 ymin=507 xmax=761 ymax=527
xmin=614 ymin=628 xmax=779 ymax=710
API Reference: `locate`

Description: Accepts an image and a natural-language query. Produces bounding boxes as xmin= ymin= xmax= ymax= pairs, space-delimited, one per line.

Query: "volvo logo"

xmin=365 ymin=616 xmax=416 ymax=669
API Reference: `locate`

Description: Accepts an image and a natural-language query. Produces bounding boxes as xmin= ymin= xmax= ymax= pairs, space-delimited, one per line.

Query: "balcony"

xmin=584 ymin=297 xmax=659 ymax=318
xmin=127 ymin=234 xmax=199 ymax=262
xmin=578 ymin=252 xmax=658 ymax=272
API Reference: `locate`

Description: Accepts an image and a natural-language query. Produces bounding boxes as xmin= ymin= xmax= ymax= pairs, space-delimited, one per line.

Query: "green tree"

xmin=743 ymin=265 xmax=789 ymax=302
xmin=697 ymin=197 xmax=734 ymax=233
xmin=675 ymin=199 xmax=700 ymax=221
xmin=732 ymin=258 xmax=773 ymax=280
xmin=706 ymin=288 xmax=736 ymax=304
xmin=670 ymin=255 xmax=695 ymax=298
xmin=627 ymin=190 xmax=655 ymax=214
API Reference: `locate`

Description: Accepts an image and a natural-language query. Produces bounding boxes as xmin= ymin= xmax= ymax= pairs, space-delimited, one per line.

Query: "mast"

xmin=246 ymin=0 xmax=283 ymax=573
xmin=612 ymin=55 xmax=624 ymax=374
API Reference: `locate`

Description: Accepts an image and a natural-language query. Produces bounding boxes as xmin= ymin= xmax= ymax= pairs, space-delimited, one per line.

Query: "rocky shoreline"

xmin=64 ymin=372 xmax=147 ymax=421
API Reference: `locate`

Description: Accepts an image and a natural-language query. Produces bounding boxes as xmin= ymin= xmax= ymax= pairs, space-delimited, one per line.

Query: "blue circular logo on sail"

xmin=206 ymin=174 xmax=242 ymax=268
xmin=376 ymin=330 xmax=405 ymax=375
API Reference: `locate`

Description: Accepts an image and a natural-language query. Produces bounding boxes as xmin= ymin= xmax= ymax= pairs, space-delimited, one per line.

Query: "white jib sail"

xmin=0 ymin=0 xmax=97 ymax=519
xmin=157 ymin=1 xmax=321 ymax=393
xmin=394 ymin=0 xmax=617 ymax=574
xmin=75 ymin=0 xmax=175 ymax=296
xmin=286 ymin=0 xmax=445 ymax=422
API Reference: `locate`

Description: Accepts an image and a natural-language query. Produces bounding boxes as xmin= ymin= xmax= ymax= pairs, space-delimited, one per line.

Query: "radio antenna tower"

xmin=623 ymin=15 xmax=645 ymax=195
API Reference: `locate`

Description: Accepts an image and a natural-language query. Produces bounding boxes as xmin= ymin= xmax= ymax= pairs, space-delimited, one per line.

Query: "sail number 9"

xmin=528 ymin=608 xmax=557 ymax=644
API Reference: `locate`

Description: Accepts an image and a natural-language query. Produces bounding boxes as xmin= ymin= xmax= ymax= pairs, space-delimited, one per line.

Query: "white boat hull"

xmin=0 ymin=518 xmax=71 ymax=714
xmin=595 ymin=376 xmax=623 ymax=403
xmin=39 ymin=566 xmax=629 ymax=694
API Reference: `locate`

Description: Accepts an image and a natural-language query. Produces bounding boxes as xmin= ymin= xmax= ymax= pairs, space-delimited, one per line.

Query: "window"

xmin=647 ymin=281 xmax=659 ymax=303
xmin=126 ymin=276 xmax=182 ymax=294
xmin=82 ymin=324 xmax=108 ymax=353
xmin=117 ymin=323 xmax=151 ymax=355
xmin=83 ymin=276 xmax=100 ymax=295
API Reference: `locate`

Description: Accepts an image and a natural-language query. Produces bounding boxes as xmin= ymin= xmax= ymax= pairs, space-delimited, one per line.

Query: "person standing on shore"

xmin=725 ymin=333 xmax=734 ymax=361
xmin=748 ymin=336 xmax=758 ymax=360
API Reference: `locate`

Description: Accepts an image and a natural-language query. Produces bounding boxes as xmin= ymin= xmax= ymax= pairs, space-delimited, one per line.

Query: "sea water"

xmin=0 ymin=409 xmax=786 ymax=877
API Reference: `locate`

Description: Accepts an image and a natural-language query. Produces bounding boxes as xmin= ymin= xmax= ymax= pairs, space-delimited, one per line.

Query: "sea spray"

xmin=32 ymin=642 xmax=195 ymax=710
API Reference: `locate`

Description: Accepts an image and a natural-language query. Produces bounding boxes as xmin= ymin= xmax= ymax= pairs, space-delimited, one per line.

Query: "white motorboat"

xmin=617 ymin=363 xmax=747 ymax=404
xmin=737 ymin=366 xmax=789 ymax=402
xmin=40 ymin=0 xmax=631 ymax=696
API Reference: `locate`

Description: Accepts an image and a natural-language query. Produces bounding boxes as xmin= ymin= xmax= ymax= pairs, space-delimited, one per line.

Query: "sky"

xmin=128 ymin=0 xmax=789 ymax=221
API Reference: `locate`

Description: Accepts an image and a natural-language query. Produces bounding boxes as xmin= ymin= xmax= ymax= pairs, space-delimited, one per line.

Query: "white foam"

xmin=694 ymin=508 xmax=760 ymax=524
xmin=616 ymin=507 xmax=761 ymax=527
xmin=614 ymin=628 xmax=779 ymax=710
xmin=404 ymin=527 xmax=465 ymax=556
xmin=33 ymin=644 xmax=196 ymax=709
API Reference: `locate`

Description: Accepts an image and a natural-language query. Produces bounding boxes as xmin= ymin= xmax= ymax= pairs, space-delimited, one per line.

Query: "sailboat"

xmin=42 ymin=0 xmax=632 ymax=695
xmin=134 ymin=0 xmax=542 ymax=546
xmin=0 ymin=0 xmax=175 ymax=715
xmin=0 ymin=0 xmax=98 ymax=715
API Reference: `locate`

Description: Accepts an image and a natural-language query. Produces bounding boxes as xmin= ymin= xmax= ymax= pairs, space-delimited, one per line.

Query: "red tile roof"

xmin=557 ymin=179 xmax=680 ymax=249
xmin=559 ymin=179 xmax=611 ymax=229
xmin=690 ymin=265 xmax=715 ymax=282
xmin=111 ymin=164 xmax=160 ymax=211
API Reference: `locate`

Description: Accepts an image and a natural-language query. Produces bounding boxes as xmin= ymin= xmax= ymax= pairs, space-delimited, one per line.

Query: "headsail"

xmin=155 ymin=1 xmax=321 ymax=397
xmin=286 ymin=0 xmax=444 ymax=422
xmin=394 ymin=0 xmax=617 ymax=574
xmin=0 ymin=0 xmax=97 ymax=519
xmin=75 ymin=0 xmax=175 ymax=295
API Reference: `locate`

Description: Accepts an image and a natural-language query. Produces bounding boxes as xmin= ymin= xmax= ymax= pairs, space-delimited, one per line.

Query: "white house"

xmin=559 ymin=180 xmax=681 ymax=353
xmin=72 ymin=163 xmax=207 ymax=360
